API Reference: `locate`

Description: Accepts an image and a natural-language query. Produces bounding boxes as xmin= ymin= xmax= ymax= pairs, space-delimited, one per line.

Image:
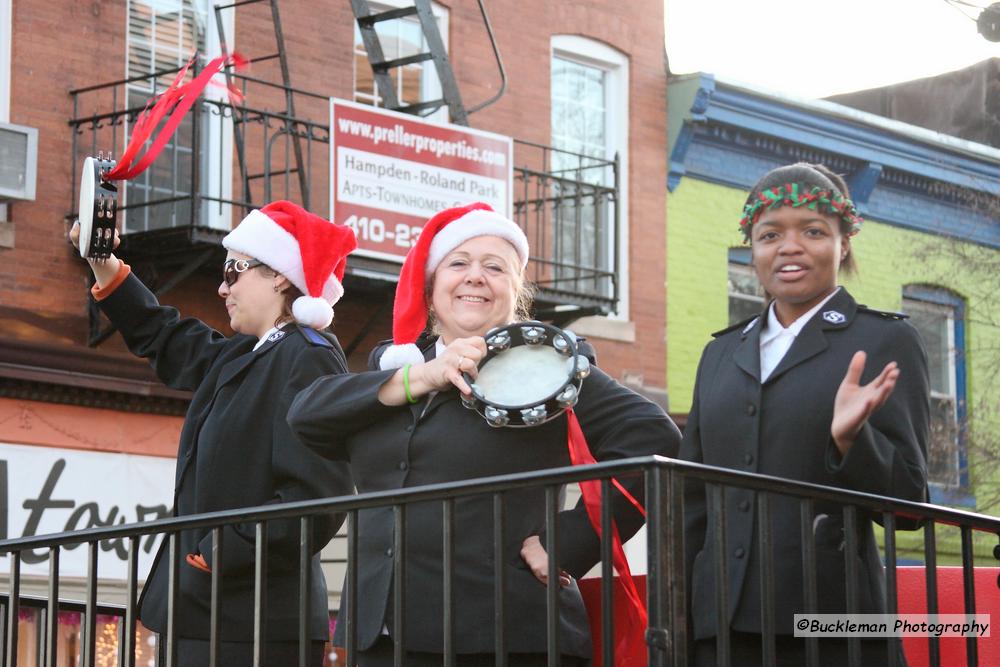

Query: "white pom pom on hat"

xmin=379 ymin=202 xmax=529 ymax=370
xmin=223 ymin=200 xmax=357 ymax=329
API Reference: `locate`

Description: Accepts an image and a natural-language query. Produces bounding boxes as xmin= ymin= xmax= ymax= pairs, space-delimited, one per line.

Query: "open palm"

xmin=831 ymin=351 xmax=900 ymax=456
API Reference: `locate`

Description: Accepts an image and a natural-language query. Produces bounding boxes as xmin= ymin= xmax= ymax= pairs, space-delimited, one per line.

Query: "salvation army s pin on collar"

xmin=822 ymin=310 xmax=846 ymax=325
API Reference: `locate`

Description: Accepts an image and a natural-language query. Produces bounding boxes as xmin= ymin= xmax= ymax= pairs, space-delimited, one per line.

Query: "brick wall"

xmin=4 ymin=0 xmax=668 ymax=389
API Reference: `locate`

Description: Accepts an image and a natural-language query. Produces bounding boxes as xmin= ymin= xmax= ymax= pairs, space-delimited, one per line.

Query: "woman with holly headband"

xmin=679 ymin=163 xmax=930 ymax=665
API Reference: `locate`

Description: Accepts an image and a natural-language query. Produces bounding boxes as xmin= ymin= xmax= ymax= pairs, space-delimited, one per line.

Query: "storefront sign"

xmin=0 ymin=443 xmax=174 ymax=580
xmin=330 ymin=99 xmax=513 ymax=261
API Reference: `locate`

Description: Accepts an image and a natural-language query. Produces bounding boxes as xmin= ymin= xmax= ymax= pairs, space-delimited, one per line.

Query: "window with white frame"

xmin=550 ymin=36 xmax=628 ymax=311
xmin=902 ymin=289 xmax=966 ymax=489
xmin=353 ymin=1 xmax=448 ymax=121
xmin=125 ymin=0 xmax=232 ymax=232
xmin=727 ymin=248 xmax=765 ymax=325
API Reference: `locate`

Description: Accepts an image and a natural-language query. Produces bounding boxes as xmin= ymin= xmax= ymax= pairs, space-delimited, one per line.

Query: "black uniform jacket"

xmin=97 ymin=274 xmax=353 ymax=642
xmin=680 ymin=288 xmax=930 ymax=640
xmin=288 ymin=334 xmax=681 ymax=655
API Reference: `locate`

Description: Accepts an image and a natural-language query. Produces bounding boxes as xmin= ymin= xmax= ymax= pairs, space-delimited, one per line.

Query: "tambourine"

xmin=461 ymin=321 xmax=591 ymax=428
xmin=77 ymin=153 xmax=119 ymax=260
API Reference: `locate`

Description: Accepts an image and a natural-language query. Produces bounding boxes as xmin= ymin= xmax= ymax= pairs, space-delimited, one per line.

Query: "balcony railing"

xmin=68 ymin=66 xmax=620 ymax=314
xmin=1 ymin=456 xmax=998 ymax=666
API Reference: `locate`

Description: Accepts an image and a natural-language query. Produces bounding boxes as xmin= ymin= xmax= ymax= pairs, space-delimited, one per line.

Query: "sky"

xmin=665 ymin=0 xmax=1000 ymax=99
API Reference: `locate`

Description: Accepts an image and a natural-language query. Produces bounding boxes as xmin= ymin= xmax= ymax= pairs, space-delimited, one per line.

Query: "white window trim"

xmin=0 ymin=0 xmax=10 ymax=123
xmin=551 ymin=35 xmax=630 ymax=330
xmin=354 ymin=0 xmax=449 ymax=123
xmin=123 ymin=0 xmax=233 ymax=231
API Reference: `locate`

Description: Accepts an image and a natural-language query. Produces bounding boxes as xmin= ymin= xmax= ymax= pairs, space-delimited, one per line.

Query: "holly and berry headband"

xmin=738 ymin=183 xmax=863 ymax=242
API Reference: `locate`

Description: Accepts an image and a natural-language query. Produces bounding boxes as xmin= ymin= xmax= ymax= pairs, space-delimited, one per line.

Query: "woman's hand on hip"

xmin=520 ymin=535 xmax=572 ymax=588
xmin=831 ymin=351 xmax=900 ymax=456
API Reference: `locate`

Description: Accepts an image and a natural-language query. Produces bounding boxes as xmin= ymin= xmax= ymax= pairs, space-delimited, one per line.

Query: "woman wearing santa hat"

xmin=288 ymin=201 xmax=681 ymax=666
xmin=70 ymin=201 xmax=357 ymax=666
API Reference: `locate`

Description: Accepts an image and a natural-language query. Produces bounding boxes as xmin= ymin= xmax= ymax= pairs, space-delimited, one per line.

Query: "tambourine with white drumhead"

xmin=461 ymin=321 xmax=591 ymax=428
xmin=77 ymin=154 xmax=119 ymax=260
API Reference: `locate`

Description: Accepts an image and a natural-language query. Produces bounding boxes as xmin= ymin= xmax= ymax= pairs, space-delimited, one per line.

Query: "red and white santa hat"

xmin=222 ymin=200 xmax=357 ymax=330
xmin=379 ymin=201 xmax=529 ymax=370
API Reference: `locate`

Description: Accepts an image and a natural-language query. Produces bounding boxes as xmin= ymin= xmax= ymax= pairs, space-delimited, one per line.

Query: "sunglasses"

xmin=223 ymin=258 xmax=265 ymax=287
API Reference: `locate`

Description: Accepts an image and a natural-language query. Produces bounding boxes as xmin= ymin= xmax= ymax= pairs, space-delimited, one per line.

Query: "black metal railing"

xmin=1 ymin=456 xmax=999 ymax=666
xmin=68 ymin=66 xmax=620 ymax=313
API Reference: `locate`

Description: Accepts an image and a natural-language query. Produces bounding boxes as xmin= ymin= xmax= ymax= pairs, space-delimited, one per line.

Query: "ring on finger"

xmin=457 ymin=355 xmax=465 ymax=370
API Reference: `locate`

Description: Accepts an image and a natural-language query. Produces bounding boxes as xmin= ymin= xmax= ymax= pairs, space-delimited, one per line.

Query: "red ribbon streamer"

xmin=103 ymin=53 xmax=246 ymax=182
xmin=566 ymin=409 xmax=648 ymax=665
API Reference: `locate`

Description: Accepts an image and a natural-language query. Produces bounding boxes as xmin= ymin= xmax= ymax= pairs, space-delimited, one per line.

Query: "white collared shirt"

xmin=758 ymin=288 xmax=841 ymax=382
xmin=253 ymin=325 xmax=282 ymax=351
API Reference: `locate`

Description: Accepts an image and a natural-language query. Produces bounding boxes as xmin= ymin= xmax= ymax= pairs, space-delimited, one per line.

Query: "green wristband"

xmin=402 ymin=363 xmax=419 ymax=404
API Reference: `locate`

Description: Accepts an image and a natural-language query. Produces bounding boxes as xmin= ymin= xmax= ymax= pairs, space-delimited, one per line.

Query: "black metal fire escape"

xmin=349 ymin=0 xmax=468 ymax=125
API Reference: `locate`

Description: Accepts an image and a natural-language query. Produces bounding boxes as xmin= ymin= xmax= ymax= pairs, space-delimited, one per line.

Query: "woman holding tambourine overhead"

xmin=679 ymin=163 xmax=930 ymax=666
xmin=288 ymin=202 xmax=681 ymax=666
xmin=70 ymin=201 xmax=357 ymax=667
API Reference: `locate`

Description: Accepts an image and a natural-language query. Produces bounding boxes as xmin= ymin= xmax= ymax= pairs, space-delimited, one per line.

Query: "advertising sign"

xmin=0 ymin=443 xmax=174 ymax=580
xmin=330 ymin=99 xmax=513 ymax=262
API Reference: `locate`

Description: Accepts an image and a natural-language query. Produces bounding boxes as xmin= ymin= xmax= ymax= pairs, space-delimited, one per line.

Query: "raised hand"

xmin=831 ymin=351 xmax=900 ymax=456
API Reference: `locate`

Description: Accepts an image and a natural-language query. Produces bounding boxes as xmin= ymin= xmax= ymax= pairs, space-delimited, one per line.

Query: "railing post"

xmin=961 ymin=526 xmax=978 ymax=666
xmin=210 ymin=527 xmax=223 ymax=667
xmin=799 ymin=498 xmax=819 ymax=667
xmin=5 ymin=552 xmax=20 ymax=667
xmin=708 ymin=484 xmax=729 ymax=667
xmin=600 ymin=478 xmax=615 ymax=667
xmin=545 ymin=485 xmax=560 ymax=666
xmin=924 ymin=521 xmax=940 ymax=667
xmin=346 ymin=510 xmax=359 ymax=667
xmin=45 ymin=547 xmax=59 ymax=667
xmin=758 ymin=493 xmax=775 ymax=667
xmin=493 ymin=493 xmax=507 ymax=666
xmin=123 ymin=536 xmax=138 ymax=667
xmin=442 ymin=498 xmax=455 ymax=667
xmin=82 ymin=541 xmax=98 ymax=667
xmin=254 ymin=522 xmax=269 ymax=667
xmin=645 ymin=464 xmax=672 ymax=667
xmin=882 ymin=512 xmax=898 ymax=667
xmin=298 ymin=516 xmax=312 ymax=667
xmin=166 ymin=532 xmax=180 ymax=667
xmin=392 ymin=505 xmax=407 ymax=666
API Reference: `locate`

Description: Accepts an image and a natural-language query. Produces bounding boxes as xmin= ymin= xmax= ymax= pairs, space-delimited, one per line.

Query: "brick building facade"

xmin=0 ymin=0 xmax=669 ymax=638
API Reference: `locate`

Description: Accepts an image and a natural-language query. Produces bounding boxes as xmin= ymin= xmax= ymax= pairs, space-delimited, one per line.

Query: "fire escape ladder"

xmin=350 ymin=0 xmax=468 ymax=125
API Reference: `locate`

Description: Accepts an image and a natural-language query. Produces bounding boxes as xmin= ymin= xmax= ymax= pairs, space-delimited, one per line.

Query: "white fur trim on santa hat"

xmin=292 ymin=296 xmax=334 ymax=330
xmin=379 ymin=343 xmax=424 ymax=370
xmin=223 ymin=209 xmax=345 ymax=308
xmin=425 ymin=209 xmax=529 ymax=276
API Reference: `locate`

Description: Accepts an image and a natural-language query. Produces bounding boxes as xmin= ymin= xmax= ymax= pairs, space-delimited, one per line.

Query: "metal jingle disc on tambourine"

xmin=77 ymin=155 xmax=119 ymax=260
xmin=461 ymin=321 xmax=591 ymax=428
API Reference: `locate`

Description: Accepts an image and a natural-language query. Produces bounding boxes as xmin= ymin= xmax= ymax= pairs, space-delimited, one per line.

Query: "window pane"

xmin=928 ymin=395 xmax=960 ymax=486
xmin=727 ymin=263 xmax=765 ymax=325
xmin=126 ymin=0 xmax=206 ymax=232
xmin=905 ymin=302 xmax=952 ymax=396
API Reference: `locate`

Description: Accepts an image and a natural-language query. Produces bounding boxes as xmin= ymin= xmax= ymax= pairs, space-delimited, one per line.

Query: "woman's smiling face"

xmin=429 ymin=235 xmax=522 ymax=342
